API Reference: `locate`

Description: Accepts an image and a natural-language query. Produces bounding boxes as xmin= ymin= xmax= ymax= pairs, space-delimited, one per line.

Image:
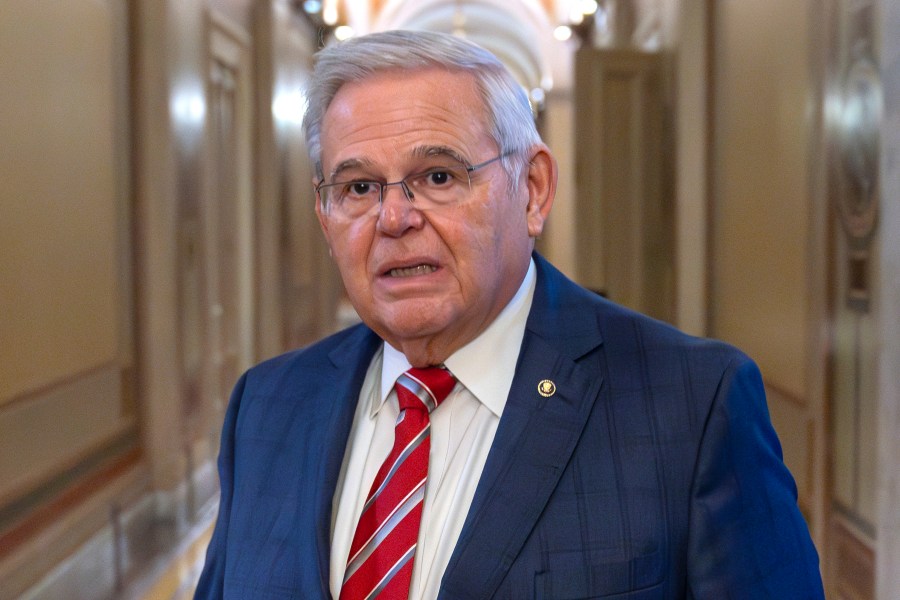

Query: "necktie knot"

xmin=395 ymin=366 xmax=456 ymax=413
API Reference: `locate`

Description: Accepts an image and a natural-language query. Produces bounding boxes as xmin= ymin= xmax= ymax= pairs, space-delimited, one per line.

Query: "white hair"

xmin=302 ymin=29 xmax=541 ymax=187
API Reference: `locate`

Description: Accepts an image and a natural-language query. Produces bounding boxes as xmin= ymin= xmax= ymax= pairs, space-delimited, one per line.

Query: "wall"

xmin=709 ymin=0 xmax=828 ymax=553
xmin=876 ymin=0 xmax=900 ymax=596
xmin=672 ymin=0 xmax=708 ymax=337
xmin=0 ymin=1 xmax=141 ymax=595
xmin=710 ymin=0 xmax=900 ymax=597
xmin=132 ymin=0 xmax=210 ymax=499
xmin=711 ymin=0 xmax=812 ymax=399
xmin=823 ymin=3 xmax=881 ymax=596
xmin=254 ymin=0 xmax=341 ymax=354
xmin=0 ymin=0 xmax=264 ymax=595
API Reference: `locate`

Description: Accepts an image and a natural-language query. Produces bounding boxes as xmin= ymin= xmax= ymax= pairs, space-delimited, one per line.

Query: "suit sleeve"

xmin=194 ymin=372 xmax=247 ymax=600
xmin=686 ymin=357 xmax=824 ymax=599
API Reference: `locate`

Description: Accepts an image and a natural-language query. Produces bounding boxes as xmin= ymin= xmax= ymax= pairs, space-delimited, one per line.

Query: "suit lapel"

xmin=311 ymin=326 xmax=382 ymax=597
xmin=440 ymin=256 xmax=605 ymax=598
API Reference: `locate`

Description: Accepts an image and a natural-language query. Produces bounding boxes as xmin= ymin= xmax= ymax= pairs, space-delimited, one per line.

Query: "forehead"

xmin=319 ymin=68 xmax=494 ymax=171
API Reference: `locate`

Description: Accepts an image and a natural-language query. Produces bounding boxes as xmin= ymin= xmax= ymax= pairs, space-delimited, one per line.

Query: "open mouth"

xmin=387 ymin=264 xmax=437 ymax=278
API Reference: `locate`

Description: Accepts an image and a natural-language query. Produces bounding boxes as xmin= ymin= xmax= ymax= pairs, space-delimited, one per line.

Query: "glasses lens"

xmin=405 ymin=159 xmax=471 ymax=206
xmin=319 ymin=156 xmax=482 ymax=218
xmin=321 ymin=181 xmax=380 ymax=218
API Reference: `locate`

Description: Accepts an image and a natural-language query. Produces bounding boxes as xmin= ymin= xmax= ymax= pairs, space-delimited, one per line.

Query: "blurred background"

xmin=1 ymin=0 xmax=898 ymax=598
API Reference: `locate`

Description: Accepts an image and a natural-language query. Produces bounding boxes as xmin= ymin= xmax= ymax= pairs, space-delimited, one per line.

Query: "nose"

xmin=376 ymin=181 xmax=424 ymax=236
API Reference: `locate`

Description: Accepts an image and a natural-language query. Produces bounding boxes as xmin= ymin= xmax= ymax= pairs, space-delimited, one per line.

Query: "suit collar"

xmin=327 ymin=323 xmax=382 ymax=369
xmin=525 ymin=253 xmax=605 ymax=360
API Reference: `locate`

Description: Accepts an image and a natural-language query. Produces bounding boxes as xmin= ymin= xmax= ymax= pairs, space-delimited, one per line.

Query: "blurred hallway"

xmin=2 ymin=1 xmax=899 ymax=598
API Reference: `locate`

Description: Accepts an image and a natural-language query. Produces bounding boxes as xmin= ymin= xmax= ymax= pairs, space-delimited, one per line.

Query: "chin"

xmin=381 ymin=316 xmax=448 ymax=340
xmin=368 ymin=308 xmax=455 ymax=346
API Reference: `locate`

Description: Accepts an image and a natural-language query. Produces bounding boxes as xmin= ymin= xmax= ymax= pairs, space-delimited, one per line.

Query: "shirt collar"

xmin=376 ymin=258 xmax=536 ymax=418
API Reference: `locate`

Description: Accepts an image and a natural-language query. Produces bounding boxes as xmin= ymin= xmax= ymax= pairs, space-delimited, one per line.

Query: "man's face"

xmin=315 ymin=68 xmax=554 ymax=366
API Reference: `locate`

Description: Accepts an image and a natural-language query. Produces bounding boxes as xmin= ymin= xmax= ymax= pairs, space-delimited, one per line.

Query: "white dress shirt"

xmin=330 ymin=259 xmax=537 ymax=599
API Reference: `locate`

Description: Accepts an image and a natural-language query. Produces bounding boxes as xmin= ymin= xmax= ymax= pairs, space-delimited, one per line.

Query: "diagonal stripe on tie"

xmin=340 ymin=366 xmax=456 ymax=600
xmin=344 ymin=484 xmax=426 ymax=583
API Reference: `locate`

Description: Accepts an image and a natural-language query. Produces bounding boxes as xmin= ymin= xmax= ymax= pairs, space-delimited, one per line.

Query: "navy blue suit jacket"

xmin=195 ymin=254 xmax=824 ymax=599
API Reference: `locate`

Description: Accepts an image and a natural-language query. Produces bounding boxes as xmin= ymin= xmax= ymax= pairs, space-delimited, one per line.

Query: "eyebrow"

xmin=411 ymin=145 xmax=468 ymax=165
xmin=327 ymin=145 xmax=469 ymax=182
xmin=329 ymin=157 xmax=375 ymax=182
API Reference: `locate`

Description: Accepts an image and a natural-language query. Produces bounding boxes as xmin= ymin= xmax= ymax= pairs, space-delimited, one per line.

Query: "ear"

xmin=524 ymin=145 xmax=557 ymax=238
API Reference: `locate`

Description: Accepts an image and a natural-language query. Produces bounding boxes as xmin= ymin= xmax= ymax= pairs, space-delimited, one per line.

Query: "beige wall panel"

xmin=540 ymin=91 xmax=577 ymax=280
xmin=876 ymin=2 xmax=900 ymax=594
xmin=766 ymin=386 xmax=813 ymax=509
xmin=857 ymin=280 xmax=879 ymax=525
xmin=711 ymin=0 xmax=811 ymax=398
xmin=831 ymin=303 xmax=858 ymax=508
xmin=0 ymin=1 xmax=119 ymax=404
xmin=131 ymin=0 xmax=209 ymax=491
xmin=830 ymin=230 xmax=880 ymax=527
xmin=0 ymin=366 xmax=132 ymax=504
xmin=674 ymin=0 xmax=709 ymax=337
xmin=575 ymin=49 xmax=672 ymax=320
xmin=831 ymin=519 xmax=876 ymax=600
xmin=256 ymin=2 xmax=340 ymax=352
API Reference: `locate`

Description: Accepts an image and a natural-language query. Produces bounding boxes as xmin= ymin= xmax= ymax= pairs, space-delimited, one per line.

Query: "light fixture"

xmin=272 ymin=88 xmax=307 ymax=126
xmin=322 ymin=0 xmax=339 ymax=25
xmin=295 ymin=0 xmax=348 ymax=48
xmin=452 ymin=0 xmax=467 ymax=38
xmin=556 ymin=0 xmax=603 ymax=45
xmin=578 ymin=0 xmax=599 ymax=16
xmin=302 ymin=0 xmax=322 ymax=14
xmin=553 ymin=25 xmax=573 ymax=41
xmin=334 ymin=25 xmax=355 ymax=40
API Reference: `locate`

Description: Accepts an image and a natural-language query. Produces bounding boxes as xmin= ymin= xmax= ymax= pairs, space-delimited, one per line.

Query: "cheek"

xmin=442 ymin=211 xmax=508 ymax=275
xmin=329 ymin=226 xmax=373 ymax=279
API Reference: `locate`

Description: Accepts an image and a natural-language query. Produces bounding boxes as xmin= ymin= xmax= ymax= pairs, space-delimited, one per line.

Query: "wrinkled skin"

xmin=315 ymin=68 xmax=557 ymax=367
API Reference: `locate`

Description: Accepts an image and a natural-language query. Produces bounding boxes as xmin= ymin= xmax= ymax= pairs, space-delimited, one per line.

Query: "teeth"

xmin=389 ymin=264 xmax=437 ymax=278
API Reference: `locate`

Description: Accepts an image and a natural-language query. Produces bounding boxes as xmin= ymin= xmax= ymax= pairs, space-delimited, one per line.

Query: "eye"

xmin=426 ymin=170 xmax=452 ymax=186
xmin=343 ymin=181 xmax=378 ymax=198
xmin=413 ymin=163 xmax=467 ymax=189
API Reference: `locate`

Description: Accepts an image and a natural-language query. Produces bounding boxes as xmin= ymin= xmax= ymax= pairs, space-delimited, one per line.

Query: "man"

xmin=195 ymin=30 xmax=824 ymax=599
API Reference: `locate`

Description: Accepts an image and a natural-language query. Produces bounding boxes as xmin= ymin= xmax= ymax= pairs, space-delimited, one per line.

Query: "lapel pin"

xmin=537 ymin=379 xmax=556 ymax=397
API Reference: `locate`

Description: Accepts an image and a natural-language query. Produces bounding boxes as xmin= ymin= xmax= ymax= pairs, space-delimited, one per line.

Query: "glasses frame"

xmin=315 ymin=152 xmax=509 ymax=214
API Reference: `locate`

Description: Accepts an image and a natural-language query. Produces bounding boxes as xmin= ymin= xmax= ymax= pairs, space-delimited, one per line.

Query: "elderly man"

xmin=195 ymin=30 xmax=823 ymax=599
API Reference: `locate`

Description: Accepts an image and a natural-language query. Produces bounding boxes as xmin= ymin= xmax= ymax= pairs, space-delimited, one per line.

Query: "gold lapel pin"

xmin=537 ymin=379 xmax=556 ymax=397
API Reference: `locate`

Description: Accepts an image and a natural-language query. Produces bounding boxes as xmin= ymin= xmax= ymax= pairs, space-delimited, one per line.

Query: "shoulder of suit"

xmin=535 ymin=257 xmax=748 ymax=369
xmin=244 ymin=322 xmax=377 ymax=383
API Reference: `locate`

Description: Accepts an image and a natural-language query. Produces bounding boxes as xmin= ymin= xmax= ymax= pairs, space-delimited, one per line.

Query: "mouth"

xmin=387 ymin=264 xmax=438 ymax=278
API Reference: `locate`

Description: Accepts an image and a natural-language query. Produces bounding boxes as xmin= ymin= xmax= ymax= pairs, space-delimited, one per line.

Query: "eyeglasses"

xmin=316 ymin=153 xmax=507 ymax=220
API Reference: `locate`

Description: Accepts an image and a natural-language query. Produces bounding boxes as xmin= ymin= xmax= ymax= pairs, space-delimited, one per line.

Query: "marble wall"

xmin=876 ymin=0 xmax=900 ymax=596
xmin=0 ymin=1 xmax=140 ymax=595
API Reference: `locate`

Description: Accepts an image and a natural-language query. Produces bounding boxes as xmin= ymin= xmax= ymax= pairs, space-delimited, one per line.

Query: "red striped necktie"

xmin=340 ymin=366 xmax=456 ymax=600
